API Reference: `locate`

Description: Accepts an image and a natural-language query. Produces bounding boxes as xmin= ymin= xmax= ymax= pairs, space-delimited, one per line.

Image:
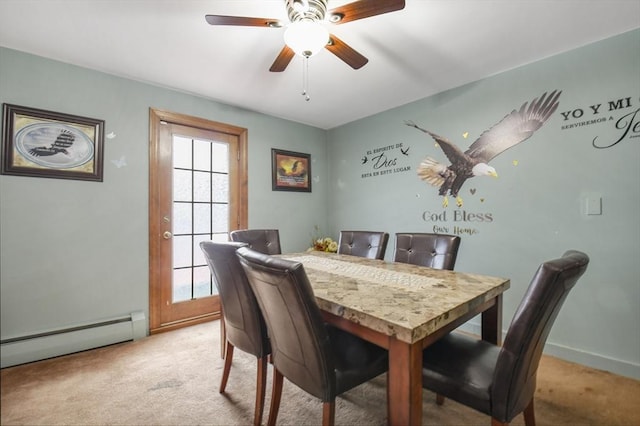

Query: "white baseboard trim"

xmin=0 ymin=311 xmax=146 ymax=368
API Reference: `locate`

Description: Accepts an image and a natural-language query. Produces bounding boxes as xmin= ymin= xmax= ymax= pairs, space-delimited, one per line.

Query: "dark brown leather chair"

xmin=236 ymin=247 xmax=389 ymax=426
xmin=222 ymin=229 xmax=279 ymax=363
xmin=421 ymin=250 xmax=589 ymax=426
xmin=199 ymin=241 xmax=271 ymax=426
xmin=394 ymin=232 xmax=461 ymax=270
xmin=337 ymin=230 xmax=389 ymax=260
xmin=230 ymin=229 xmax=281 ymax=255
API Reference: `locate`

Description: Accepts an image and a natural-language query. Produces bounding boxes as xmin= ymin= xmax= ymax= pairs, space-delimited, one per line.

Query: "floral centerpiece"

xmin=309 ymin=226 xmax=338 ymax=253
xmin=311 ymin=237 xmax=338 ymax=253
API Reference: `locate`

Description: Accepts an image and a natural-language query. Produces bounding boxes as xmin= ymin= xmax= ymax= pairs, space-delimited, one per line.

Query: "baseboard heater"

xmin=0 ymin=311 xmax=146 ymax=368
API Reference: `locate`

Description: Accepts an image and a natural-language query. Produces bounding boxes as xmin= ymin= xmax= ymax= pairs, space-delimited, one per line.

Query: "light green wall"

xmin=327 ymin=29 xmax=640 ymax=378
xmin=1 ymin=29 xmax=639 ymax=379
xmin=0 ymin=47 xmax=327 ymax=338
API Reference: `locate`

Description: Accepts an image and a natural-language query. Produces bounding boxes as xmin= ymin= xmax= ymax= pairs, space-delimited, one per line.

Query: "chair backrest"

xmin=337 ymin=230 xmax=389 ymax=260
xmin=236 ymin=247 xmax=337 ymax=401
xmin=230 ymin=229 xmax=282 ymax=255
xmin=393 ymin=233 xmax=461 ymax=270
xmin=199 ymin=241 xmax=269 ymax=358
xmin=492 ymin=250 xmax=589 ymax=421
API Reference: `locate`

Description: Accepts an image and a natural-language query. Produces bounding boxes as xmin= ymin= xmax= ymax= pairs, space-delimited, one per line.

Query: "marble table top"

xmin=280 ymin=251 xmax=510 ymax=344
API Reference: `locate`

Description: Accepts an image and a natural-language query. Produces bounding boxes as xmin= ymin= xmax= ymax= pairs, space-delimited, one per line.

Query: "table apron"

xmin=320 ymin=295 xmax=503 ymax=349
xmin=320 ymin=311 xmax=390 ymax=349
xmin=422 ymin=294 xmax=503 ymax=348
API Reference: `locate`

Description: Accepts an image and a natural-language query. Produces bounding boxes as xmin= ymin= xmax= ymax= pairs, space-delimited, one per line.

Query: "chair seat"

xmin=422 ymin=332 xmax=501 ymax=415
xmin=421 ymin=250 xmax=589 ymax=426
xmin=328 ymin=325 xmax=388 ymax=396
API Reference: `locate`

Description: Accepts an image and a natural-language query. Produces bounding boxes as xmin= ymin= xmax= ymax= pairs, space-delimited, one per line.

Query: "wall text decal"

xmin=559 ymin=95 xmax=639 ymax=148
xmin=360 ymin=142 xmax=412 ymax=178
xmin=421 ymin=209 xmax=493 ymax=236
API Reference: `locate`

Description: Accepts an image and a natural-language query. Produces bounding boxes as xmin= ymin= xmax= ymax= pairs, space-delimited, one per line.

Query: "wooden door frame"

xmin=148 ymin=108 xmax=248 ymax=334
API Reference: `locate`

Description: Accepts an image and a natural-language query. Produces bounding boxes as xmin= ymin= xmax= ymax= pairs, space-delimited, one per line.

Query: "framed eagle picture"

xmin=1 ymin=103 xmax=105 ymax=182
xmin=271 ymin=148 xmax=311 ymax=192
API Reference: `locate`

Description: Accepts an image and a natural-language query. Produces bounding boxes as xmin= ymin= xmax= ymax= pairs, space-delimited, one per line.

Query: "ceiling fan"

xmin=205 ymin=0 xmax=406 ymax=72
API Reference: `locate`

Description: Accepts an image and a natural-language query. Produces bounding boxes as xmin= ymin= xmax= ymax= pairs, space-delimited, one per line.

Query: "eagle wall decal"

xmin=406 ymin=90 xmax=561 ymax=207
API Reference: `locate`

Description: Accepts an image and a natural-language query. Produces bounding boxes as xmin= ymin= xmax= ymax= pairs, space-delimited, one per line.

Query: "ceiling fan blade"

xmin=205 ymin=15 xmax=284 ymax=28
xmin=326 ymin=34 xmax=368 ymax=69
xmin=327 ymin=0 xmax=405 ymax=24
xmin=270 ymin=46 xmax=296 ymax=72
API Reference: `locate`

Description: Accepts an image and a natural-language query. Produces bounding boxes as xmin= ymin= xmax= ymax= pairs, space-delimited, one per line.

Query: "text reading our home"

xmin=421 ymin=209 xmax=494 ymax=236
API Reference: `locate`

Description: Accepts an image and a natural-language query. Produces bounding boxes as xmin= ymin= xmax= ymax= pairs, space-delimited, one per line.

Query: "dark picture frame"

xmin=1 ymin=103 xmax=105 ymax=182
xmin=271 ymin=148 xmax=311 ymax=192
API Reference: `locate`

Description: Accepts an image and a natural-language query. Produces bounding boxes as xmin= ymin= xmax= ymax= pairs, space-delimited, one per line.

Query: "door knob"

xmin=163 ymin=231 xmax=172 ymax=240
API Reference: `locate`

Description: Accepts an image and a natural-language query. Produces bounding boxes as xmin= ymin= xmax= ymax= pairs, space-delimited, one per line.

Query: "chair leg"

xmin=436 ymin=394 xmax=445 ymax=405
xmin=322 ymin=401 xmax=336 ymax=426
xmin=220 ymin=315 xmax=226 ymax=359
xmin=219 ymin=341 xmax=234 ymax=393
xmin=490 ymin=398 xmax=534 ymax=426
xmin=253 ymin=356 xmax=268 ymax=426
xmin=523 ymin=398 xmax=535 ymax=426
xmin=267 ymin=369 xmax=284 ymax=426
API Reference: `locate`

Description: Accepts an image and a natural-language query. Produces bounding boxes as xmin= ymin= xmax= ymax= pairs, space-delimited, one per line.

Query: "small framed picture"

xmin=1 ymin=103 xmax=105 ymax=182
xmin=271 ymin=148 xmax=311 ymax=192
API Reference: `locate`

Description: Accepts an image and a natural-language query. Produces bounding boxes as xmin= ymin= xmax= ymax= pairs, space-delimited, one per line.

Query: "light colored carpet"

xmin=1 ymin=320 xmax=639 ymax=425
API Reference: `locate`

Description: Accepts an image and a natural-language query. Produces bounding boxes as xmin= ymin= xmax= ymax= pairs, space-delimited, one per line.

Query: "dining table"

xmin=279 ymin=251 xmax=510 ymax=426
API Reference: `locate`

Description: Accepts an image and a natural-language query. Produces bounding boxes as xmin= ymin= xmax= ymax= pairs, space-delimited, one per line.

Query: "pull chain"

xmin=301 ymin=55 xmax=311 ymax=101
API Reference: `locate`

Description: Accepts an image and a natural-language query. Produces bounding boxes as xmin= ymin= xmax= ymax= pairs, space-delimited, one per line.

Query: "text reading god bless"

xmin=423 ymin=210 xmax=493 ymax=222
xmin=422 ymin=210 xmax=493 ymax=236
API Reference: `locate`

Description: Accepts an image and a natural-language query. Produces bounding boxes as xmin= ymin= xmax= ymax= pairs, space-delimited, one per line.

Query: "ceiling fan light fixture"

xmin=328 ymin=13 xmax=343 ymax=23
xmin=284 ymin=20 xmax=329 ymax=57
xmin=292 ymin=0 xmax=310 ymax=13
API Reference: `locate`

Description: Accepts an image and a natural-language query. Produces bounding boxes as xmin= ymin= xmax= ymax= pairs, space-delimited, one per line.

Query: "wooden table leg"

xmin=481 ymin=294 xmax=503 ymax=345
xmin=387 ymin=337 xmax=423 ymax=426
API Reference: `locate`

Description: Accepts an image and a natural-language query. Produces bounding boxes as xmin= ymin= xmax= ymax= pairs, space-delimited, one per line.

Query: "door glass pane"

xmin=173 ymin=169 xmax=192 ymax=202
xmin=194 ymin=266 xmax=214 ymax=298
xmin=211 ymin=233 xmax=228 ymax=243
xmin=173 ymin=268 xmax=192 ymax=302
xmin=172 ymin=235 xmax=191 ymax=268
xmin=212 ymin=173 xmax=229 ymax=202
xmin=194 ymin=139 xmax=211 ymax=171
xmin=193 ymin=234 xmax=210 ymax=266
xmin=212 ymin=142 xmax=228 ymax=173
xmin=171 ymin=134 xmax=230 ymax=303
xmin=212 ymin=204 xmax=229 ymax=233
xmin=193 ymin=171 xmax=211 ymax=202
xmin=173 ymin=203 xmax=192 ymax=235
xmin=193 ymin=203 xmax=211 ymax=234
xmin=173 ymin=136 xmax=192 ymax=169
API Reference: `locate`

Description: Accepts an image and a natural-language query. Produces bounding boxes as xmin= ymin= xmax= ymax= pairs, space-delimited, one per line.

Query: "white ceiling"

xmin=0 ymin=0 xmax=638 ymax=129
